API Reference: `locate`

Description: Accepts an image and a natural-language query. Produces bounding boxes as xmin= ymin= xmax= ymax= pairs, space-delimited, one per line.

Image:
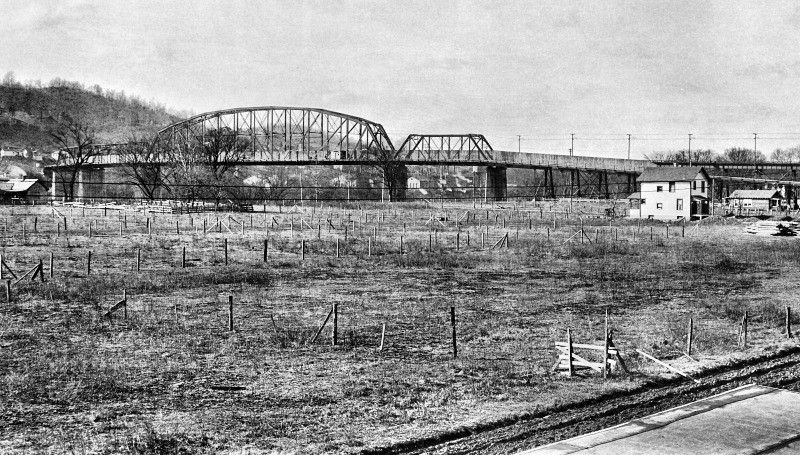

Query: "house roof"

xmin=637 ymin=166 xmax=707 ymax=183
xmin=728 ymin=189 xmax=783 ymax=199
xmin=0 ymin=179 xmax=39 ymax=193
xmin=626 ymin=192 xmax=642 ymax=199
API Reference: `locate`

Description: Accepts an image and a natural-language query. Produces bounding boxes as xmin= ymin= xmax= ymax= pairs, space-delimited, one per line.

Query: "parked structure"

xmin=726 ymin=189 xmax=784 ymax=210
xmin=628 ymin=166 xmax=711 ymax=220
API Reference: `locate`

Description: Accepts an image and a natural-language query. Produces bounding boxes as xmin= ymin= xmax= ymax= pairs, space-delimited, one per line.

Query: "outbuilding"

xmin=726 ymin=189 xmax=783 ymax=210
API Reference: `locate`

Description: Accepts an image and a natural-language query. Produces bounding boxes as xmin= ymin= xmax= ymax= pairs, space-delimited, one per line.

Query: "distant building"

xmin=407 ymin=176 xmax=421 ymax=189
xmin=0 ymin=178 xmax=48 ymax=203
xmin=629 ymin=166 xmax=711 ymax=220
xmin=727 ymin=189 xmax=783 ymax=210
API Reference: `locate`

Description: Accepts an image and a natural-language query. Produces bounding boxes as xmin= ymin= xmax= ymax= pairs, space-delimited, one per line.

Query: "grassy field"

xmin=2 ymin=200 xmax=800 ymax=454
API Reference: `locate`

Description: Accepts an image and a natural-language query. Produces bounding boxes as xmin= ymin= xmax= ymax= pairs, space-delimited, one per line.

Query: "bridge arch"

xmin=155 ymin=106 xmax=396 ymax=162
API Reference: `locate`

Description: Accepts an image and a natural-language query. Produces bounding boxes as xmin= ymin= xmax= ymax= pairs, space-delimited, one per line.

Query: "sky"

xmin=3 ymin=0 xmax=800 ymax=158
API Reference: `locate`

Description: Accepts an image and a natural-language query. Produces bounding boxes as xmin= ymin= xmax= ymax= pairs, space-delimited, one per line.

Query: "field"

xmin=2 ymin=200 xmax=800 ymax=454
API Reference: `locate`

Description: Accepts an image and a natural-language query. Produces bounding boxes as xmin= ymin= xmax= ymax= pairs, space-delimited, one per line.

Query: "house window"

xmin=669 ymin=182 xmax=675 ymax=192
xmin=701 ymin=181 xmax=706 ymax=192
xmin=676 ymin=199 xmax=683 ymax=210
xmin=656 ymin=203 xmax=663 ymax=210
xmin=656 ymin=186 xmax=663 ymax=192
xmin=693 ymin=181 xmax=697 ymax=190
xmin=641 ymin=199 xmax=646 ymax=205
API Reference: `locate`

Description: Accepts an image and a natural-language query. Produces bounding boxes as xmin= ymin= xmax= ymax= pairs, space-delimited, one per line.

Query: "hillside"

xmin=0 ymin=74 xmax=187 ymax=150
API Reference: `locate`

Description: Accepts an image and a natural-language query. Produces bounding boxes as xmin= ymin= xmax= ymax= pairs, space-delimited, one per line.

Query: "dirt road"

xmin=367 ymin=345 xmax=800 ymax=454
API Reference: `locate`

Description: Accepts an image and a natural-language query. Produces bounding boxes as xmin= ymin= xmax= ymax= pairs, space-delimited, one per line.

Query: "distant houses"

xmin=628 ymin=166 xmax=711 ymax=220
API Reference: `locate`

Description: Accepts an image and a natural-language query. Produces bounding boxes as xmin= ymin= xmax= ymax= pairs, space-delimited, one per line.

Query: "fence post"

xmin=603 ymin=309 xmax=610 ymax=379
xmin=228 ymin=295 xmax=234 ymax=332
xmin=687 ymin=317 xmax=694 ymax=355
xmin=264 ymin=239 xmax=268 ymax=262
xmin=5 ymin=279 xmax=10 ymax=303
xmin=566 ymin=328 xmax=573 ymax=377
xmin=224 ymin=238 xmax=229 ymax=265
xmin=400 ymin=236 xmax=404 ymax=255
xmin=332 ymin=303 xmax=338 ymax=346
xmin=450 ymin=306 xmax=457 ymax=359
xmin=368 ymin=237 xmax=372 ymax=257
xmin=87 ymin=251 xmax=92 ymax=276
xmin=379 ymin=322 xmax=386 ymax=351
xmin=136 ymin=248 xmax=141 ymax=271
xmin=301 ymin=240 xmax=306 ymax=261
xmin=49 ymin=252 xmax=54 ymax=278
xmin=787 ymin=307 xmax=793 ymax=339
xmin=182 ymin=246 xmax=186 ymax=268
xmin=123 ymin=289 xmax=127 ymax=321
xmin=336 ymin=238 xmax=340 ymax=258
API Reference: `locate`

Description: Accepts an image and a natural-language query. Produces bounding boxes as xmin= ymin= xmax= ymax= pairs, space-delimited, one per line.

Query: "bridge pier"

xmin=485 ymin=166 xmax=507 ymax=201
xmin=387 ymin=165 xmax=408 ymax=202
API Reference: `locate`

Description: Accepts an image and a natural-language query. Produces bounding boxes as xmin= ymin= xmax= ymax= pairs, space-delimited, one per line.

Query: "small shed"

xmin=727 ymin=189 xmax=783 ymax=210
xmin=0 ymin=178 xmax=47 ymax=203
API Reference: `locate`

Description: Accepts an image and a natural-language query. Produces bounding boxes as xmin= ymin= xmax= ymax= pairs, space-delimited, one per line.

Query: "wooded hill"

xmin=0 ymin=73 xmax=187 ymax=149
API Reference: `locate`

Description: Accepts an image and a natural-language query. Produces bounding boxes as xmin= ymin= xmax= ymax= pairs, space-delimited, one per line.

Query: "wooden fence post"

xmin=332 ymin=303 xmax=338 ymax=346
xmin=379 ymin=322 xmax=386 ymax=351
xmin=224 ymin=238 xmax=229 ymax=265
xmin=87 ymin=251 xmax=92 ymax=276
xmin=123 ymin=289 xmax=127 ymax=321
xmin=603 ymin=309 xmax=610 ymax=379
xmin=136 ymin=248 xmax=141 ymax=271
xmin=687 ymin=317 xmax=694 ymax=355
xmin=228 ymin=295 xmax=234 ymax=332
xmin=739 ymin=311 xmax=748 ymax=348
xmin=182 ymin=246 xmax=186 ymax=268
xmin=399 ymin=236 xmax=404 ymax=255
xmin=264 ymin=239 xmax=268 ymax=261
xmin=566 ymin=328 xmax=574 ymax=377
xmin=49 ymin=252 xmax=54 ymax=278
xmin=787 ymin=307 xmax=793 ymax=339
xmin=301 ymin=240 xmax=306 ymax=260
xmin=5 ymin=279 xmax=10 ymax=303
xmin=368 ymin=237 xmax=372 ymax=257
xmin=450 ymin=306 xmax=457 ymax=359
xmin=336 ymin=238 xmax=340 ymax=258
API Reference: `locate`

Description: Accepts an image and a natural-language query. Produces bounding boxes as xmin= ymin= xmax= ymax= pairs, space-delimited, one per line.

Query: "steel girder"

xmin=397 ymin=134 xmax=494 ymax=162
xmin=155 ymin=107 xmax=395 ymax=162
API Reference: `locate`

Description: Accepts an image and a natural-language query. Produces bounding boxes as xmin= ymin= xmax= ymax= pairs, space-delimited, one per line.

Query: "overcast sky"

xmin=3 ymin=0 xmax=800 ymax=158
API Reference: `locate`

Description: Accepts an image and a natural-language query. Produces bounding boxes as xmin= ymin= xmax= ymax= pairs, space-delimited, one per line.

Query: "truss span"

xmin=155 ymin=106 xmax=396 ymax=162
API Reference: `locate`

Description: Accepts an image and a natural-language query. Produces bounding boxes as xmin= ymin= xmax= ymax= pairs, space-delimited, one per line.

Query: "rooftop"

xmin=637 ymin=166 xmax=706 ymax=183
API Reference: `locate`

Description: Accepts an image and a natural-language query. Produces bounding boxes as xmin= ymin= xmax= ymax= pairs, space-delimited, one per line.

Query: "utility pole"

xmin=627 ymin=133 xmax=631 ymax=160
xmin=754 ymin=133 xmax=758 ymax=160
xmin=570 ymin=133 xmax=574 ymax=157
xmin=688 ymin=133 xmax=692 ymax=166
xmin=518 ymin=135 xmax=521 ymax=153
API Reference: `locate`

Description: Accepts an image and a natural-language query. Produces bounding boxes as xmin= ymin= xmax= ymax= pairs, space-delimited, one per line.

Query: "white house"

xmin=629 ymin=167 xmax=711 ymax=220
xmin=407 ymin=176 xmax=421 ymax=189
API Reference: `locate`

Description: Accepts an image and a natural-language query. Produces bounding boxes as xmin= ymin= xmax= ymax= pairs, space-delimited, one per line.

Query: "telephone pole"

xmin=570 ymin=133 xmax=574 ymax=157
xmin=627 ymin=134 xmax=631 ymax=160
xmin=754 ymin=133 xmax=758 ymax=159
xmin=688 ymin=133 xmax=693 ymax=166
xmin=518 ymin=135 xmax=521 ymax=153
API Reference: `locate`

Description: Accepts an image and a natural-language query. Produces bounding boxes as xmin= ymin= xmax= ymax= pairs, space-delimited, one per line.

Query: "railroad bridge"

xmin=48 ymin=106 xmax=653 ymax=201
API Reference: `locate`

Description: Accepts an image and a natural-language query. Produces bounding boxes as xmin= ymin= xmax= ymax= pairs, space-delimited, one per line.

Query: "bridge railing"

xmin=57 ymin=148 xmax=653 ymax=173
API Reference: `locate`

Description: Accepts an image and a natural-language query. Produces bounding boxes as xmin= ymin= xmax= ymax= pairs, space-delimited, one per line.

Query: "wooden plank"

xmin=636 ymin=349 xmax=700 ymax=383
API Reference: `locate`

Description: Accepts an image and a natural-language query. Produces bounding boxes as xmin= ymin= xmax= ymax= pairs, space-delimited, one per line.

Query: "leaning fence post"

xmin=450 ymin=306 xmax=457 ymax=359
xmin=332 ymin=303 xmax=338 ymax=346
xmin=379 ymin=322 xmax=386 ymax=351
xmin=687 ymin=317 xmax=694 ymax=355
xmin=49 ymin=252 xmax=54 ymax=278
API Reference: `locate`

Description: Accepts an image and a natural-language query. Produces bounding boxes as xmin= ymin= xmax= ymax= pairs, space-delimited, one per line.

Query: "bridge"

xmin=48 ymin=106 xmax=653 ymax=201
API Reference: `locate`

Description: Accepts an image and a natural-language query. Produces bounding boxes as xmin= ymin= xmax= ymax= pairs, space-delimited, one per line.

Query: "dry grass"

xmin=1 ymin=203 xmax=799 ymax=453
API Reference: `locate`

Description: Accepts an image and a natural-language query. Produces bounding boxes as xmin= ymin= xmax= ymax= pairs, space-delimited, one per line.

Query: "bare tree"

xmin=770 ymin=146 xmax=800 ymax=163
xmin=118 ymin=135 xmax=167 ymax=200
xmin=644 ymin=149 xmax=717 ymax=163
xmin=49 ymin=115 xmax=98 ymax=201
xmin=722 ymin=147 xmax=766 ymax=163
xmin=364 ymin=147 xmax=407 ymax=201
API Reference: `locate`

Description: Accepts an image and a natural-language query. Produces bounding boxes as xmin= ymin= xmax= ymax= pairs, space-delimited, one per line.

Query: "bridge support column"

xmin=387 ymin=165 xmax=408 ymax=202
xmin=485 ymin=166 xmax=507 ymax=201
xmin=77 ymin=167 xmax=105 ymax=201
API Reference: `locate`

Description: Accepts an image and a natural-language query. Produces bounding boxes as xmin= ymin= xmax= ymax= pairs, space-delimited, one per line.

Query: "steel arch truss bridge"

xmin=156 ymin=107 xmax=396 ymax=163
